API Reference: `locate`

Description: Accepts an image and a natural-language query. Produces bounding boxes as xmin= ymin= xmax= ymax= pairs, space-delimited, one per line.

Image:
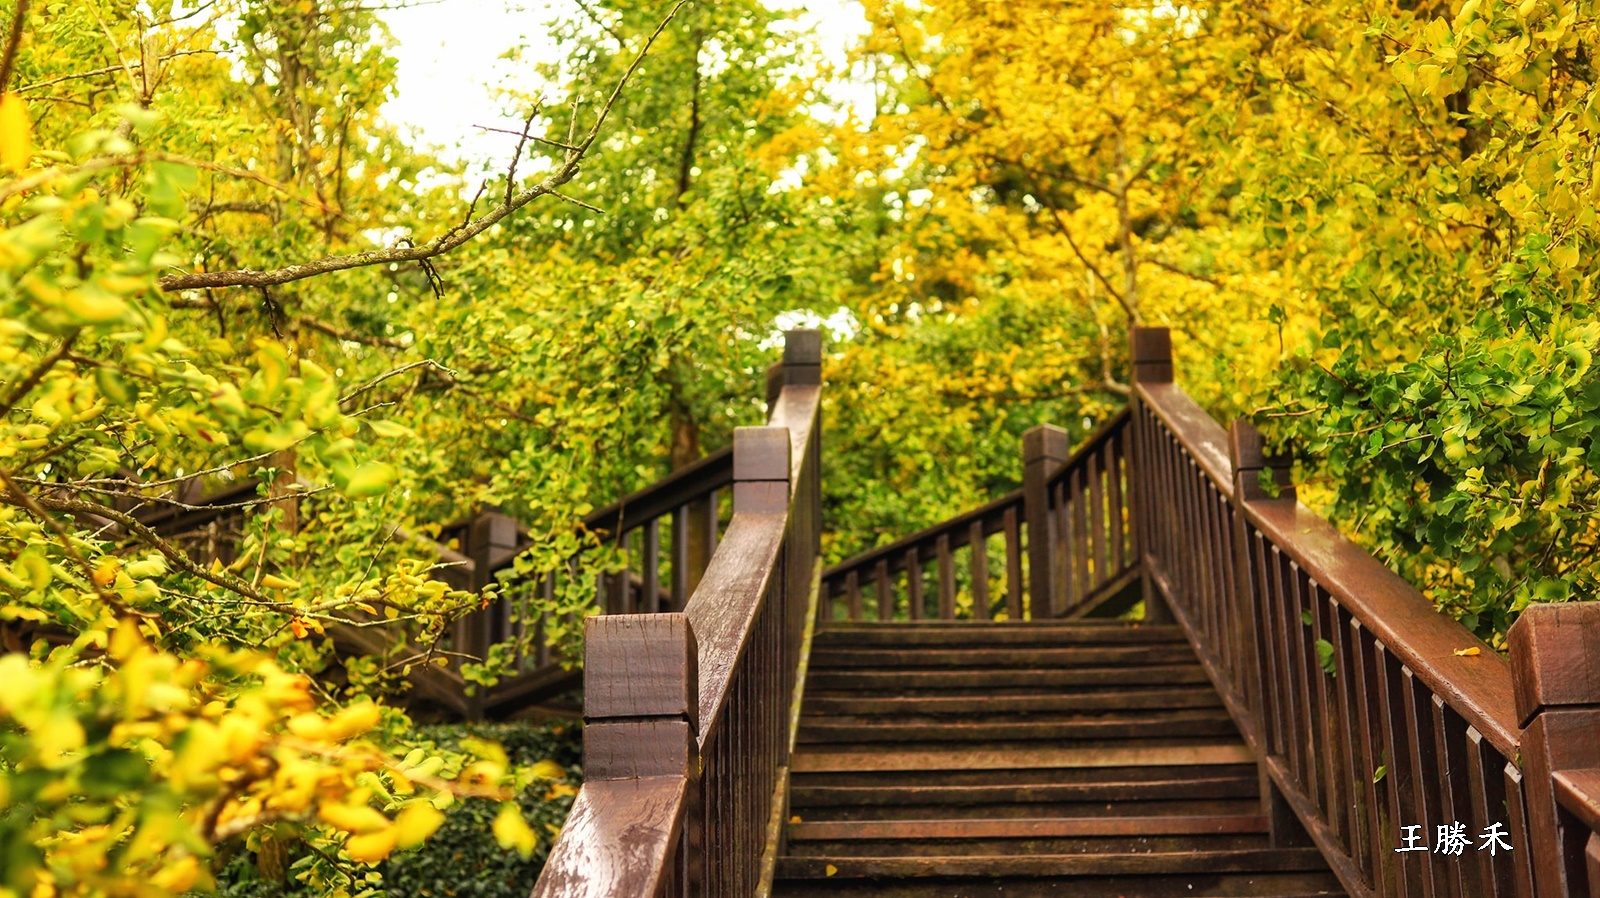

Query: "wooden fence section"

xmin=819 ymin=410 xmax=1135 ymax=622
xmin=1129 ymin=326 xmax=1551 ymax=898
xmin=450 ymin=447 xmax=736 ymax=717
xmin=533 ymin=331 xmax=823 ymax=898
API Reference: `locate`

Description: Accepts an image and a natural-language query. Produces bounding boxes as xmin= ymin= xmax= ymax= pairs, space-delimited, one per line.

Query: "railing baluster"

xmin=643 ymin=518 xmax=662 ymax=615
xmin=969 ymin=519 xmax=989 ymax=620
xmin=1331 ymin=599 xmax=1369 ymax=881
xmin=673 ymin=504 xmax=691 ymax=611
xmin=936 ymin=533 xmax=955 ymax=620
xmin=1107 ymin=436 xmax=1126 ymax=574
xmin=1003 ymin=506 xmax=1023 ymax=620
xmin=1069 ymin=464 xmax=1089 ymax=610
xmin=875 ymin=558 xmax=893 ymax=622
xmin=1401 ymin=667 xmax=1442 ymax=896
xmin=907 ymin=546 xmax=923 ymax=621
xmin=1351 ymin=619 xmax=1390 ymax=889
xmin=1088 ymin=447 xmax=1106 ymax=590
xmin=846 ymin=570 xmax=862 ymax=621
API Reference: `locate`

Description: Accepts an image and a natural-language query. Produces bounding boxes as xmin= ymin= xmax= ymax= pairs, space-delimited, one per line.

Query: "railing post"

xmin=779 ymin=328 xmax=822 ymax=557
xmin=457 ymin=510 xmax=518 ymax=719
xmin=1228 ymin=419 xmax=1308 ymax=849
xmin=1023 ymin=425 xmax=1070 ymax=619
xmin=1509 ymin=602 xmax=1600 ymax=896
xmin=734 ymin=425 xmax=792 ymax=514
xmin=1130 ymin=326 xmax=1173 ymax=385
xmin=584 ymin=612 xmax=702 ymax=892
xmin=1127 ymin=325 xmax=1173 ymax=624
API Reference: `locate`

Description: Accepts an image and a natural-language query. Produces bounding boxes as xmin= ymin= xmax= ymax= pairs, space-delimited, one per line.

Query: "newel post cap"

xmin=584 ymin=613 xmax=699 ymax=731
xmin=1023 ymin=424 xmax=1072 ymax=464
xmin=1509 ymin=602 xmax=1600 ymax=728
xmin=1130 ymin=327 xmax=1173 ymax=384
xmin=734 ymin=425 xmax=791 ymax=513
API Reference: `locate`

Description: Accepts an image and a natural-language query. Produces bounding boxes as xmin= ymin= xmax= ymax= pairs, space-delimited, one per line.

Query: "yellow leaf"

xmin=319 ymin=802 xmax=391 ymax=834
xmin=344 ymin=828 xmax=398 ymax=864
xmin=789 ymin=815 xmax=802 ymax=824
xmin=825 ymin=864 xmax=838 ymax=877
xmin=394 ymin=804 xmax=445 ymax=849
xmin=492 ymin=804 xmax=537 ymax=858
xmin=1453 ymin=646 xmax=1481 ymax=657
xmin=530 ymin=759 xmax=565 ymax=780
xmin=261 ymin=574 xmax=301 ymax=590
xmin=0 ymin=94 xmax=31 ymax=170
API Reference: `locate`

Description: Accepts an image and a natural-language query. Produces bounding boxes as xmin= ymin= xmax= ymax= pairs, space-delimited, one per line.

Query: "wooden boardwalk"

xmin=530 ymin=327 xmax=1600 ymax=898
xmin=128 ymin=326 xmax=1600 ymax=897
xmin=773 ymin=620 xmax=1343 ymax=896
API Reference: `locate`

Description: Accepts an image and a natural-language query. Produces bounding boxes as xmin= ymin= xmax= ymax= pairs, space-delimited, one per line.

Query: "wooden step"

xmin=802 ymin=686 xmax=1223 ymax=716
xmin=772 ymin=871 xmax=1345 ymax=898
xmin=806 ymin=665 xmax=1212 ymax=692
xmin=791 ymin=742 xmax=1255 ymax=773
xmin=790 ymin=815 xmax=1268 ymax=841
xmin=785 ymin=833 xmax=1276 ymax=858
xmin=786 ymin=797 xmax=1265 ymax=823
xmin=790 ymin=769 xmax=1260 ymax=807
xmin=795 ymin=708 xmax=1239 ymax=744
xmin=814 ymin=622 xmax=1186 ymax=647
xmin=809 ymin=644 xmax=1195 ymax=669
xmin=776 ymin=847 xmax=1334 ymax=878
xmin=790 ymin=762 xmax=1260 ymax=790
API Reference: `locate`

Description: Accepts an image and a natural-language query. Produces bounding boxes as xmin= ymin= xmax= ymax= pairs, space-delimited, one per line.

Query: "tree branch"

xmin=0 ymin=0 xmax=29 ymax=92
xmin=156 ymin=0 xmax=689 ymax=293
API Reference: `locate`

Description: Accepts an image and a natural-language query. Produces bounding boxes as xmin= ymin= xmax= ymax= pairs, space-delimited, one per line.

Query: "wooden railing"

xmin=531 ymin=331 xmax=822 ymax=898
xmin=450 ymin=447 xmax=736 ymax=717
xmin=820 ymin=410 xmax=1136 ymax=621
xmin=133 ymin=399 xmax=746 ymax=720
xmin=1123 ymin=325 xmax=1600 ymax=897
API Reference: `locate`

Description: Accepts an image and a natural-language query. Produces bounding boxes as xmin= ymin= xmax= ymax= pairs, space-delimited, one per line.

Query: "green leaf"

xmin=342 ymin=462 xmax=398 ymax=498
xmin=1315 ymin=639 xmax=1336 ymax=676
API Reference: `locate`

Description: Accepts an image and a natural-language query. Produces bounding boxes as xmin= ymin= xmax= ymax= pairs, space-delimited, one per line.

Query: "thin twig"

xmin=0 ymin=0 xmax=26 ymax=92
xmin=157 ymin=0 xmax=689 ymax=293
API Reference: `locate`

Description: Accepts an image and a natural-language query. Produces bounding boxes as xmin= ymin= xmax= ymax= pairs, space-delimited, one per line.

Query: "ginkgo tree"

xmin=0 ymin=0 xmax=684 ymax=893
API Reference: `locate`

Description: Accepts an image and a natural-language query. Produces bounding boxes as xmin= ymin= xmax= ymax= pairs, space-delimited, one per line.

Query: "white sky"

xmin=377 ymin=0 xmax=871 ymax=174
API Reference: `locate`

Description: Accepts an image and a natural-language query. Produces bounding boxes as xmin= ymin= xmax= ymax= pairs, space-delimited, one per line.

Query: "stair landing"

xmin=773 ymin=620 xmax=1344 ymax=897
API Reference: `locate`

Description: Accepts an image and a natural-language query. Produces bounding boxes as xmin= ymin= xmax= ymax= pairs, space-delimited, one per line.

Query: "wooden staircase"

xmin=772 ymin=620 xmax=1346 ymax=897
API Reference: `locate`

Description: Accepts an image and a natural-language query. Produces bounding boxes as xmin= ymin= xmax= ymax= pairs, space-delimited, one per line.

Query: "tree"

xmin=0 ymin=0 xmax=683 ymax=892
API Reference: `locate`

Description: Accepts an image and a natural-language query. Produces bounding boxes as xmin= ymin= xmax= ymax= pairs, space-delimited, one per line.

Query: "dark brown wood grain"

xmin=530 ymin=777 xmax=688 ymax=898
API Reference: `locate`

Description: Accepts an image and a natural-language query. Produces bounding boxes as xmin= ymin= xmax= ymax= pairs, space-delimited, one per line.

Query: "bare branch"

xmin=339 ymin=359 xmax=451 ymax=406
xmin=1 ymin=330 xmax=78 ymax=417
xmin=297 ymin=315 xmax=407 ymax=348
xmin=472 ymin=123 xmax=577 ymax=152
xmin=0 ymin=0 xmax=29 ymax=91
xmin=17 ymin=50 xmax=218 ymax=94
xmin=156 ymin=0 xmax=690 ymax=294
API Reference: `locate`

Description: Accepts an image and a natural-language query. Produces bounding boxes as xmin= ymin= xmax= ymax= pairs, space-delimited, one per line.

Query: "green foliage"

xmin=211 ymin=720 xmax=581 ymax=898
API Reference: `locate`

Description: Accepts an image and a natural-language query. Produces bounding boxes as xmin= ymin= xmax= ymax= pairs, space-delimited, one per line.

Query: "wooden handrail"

xmin=1129 ymin=325 xmax=1536 ymax=898
xmin=532 ymin=330 xmax=823 ymax=898
xmin=821 ymin=408 xmax=1135 ymax=622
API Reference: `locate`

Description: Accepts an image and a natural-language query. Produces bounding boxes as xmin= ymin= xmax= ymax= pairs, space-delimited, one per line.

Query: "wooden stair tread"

xmin=809 ymin=645 xmax=1197 ymax=668
xmin=789 ymin=815 xmax=1269 ymax=840
xmin=791 ymin=773 xmax=1260 ymax=806
xmin=796 ymin=710 xmax=1238 ymax=743
xmin=803 ymin=687 xmax=1224 ymax=715
xmin=776 ymin=847 xmax=1334 ymax=877
xmin=792 ymin=743 xmax=1255 ymax=772
xmin=807 ymin=666 xmax=1213 ymax=690
xmin=776 ymin=620 xmax=1343 ymax=897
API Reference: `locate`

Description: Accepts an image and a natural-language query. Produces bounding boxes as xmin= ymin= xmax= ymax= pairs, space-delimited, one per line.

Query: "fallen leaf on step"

xmin=1453 ymin=647 xmax=1481 ymax=657
xmin=825 ymin=864 xmax=837 ymax=877
xmin=790 ymin=815 xmax=802 ymax=823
